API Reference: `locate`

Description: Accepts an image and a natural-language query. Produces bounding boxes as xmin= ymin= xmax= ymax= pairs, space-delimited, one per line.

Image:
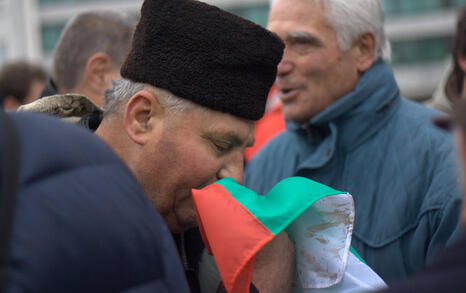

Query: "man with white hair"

xmin=245 ymin=0 xmax=462 ymax=282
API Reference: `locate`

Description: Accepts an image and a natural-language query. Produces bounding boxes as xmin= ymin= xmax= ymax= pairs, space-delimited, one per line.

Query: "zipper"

xmin=181 ymin=232 xmax=189 ymax=269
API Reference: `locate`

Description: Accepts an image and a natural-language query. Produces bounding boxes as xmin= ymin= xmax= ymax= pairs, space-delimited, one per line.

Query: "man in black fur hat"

xmin=93 ymin=0 xmax=293 ymax=292
xmin=18 ymin=0 xmax=292 ymax=291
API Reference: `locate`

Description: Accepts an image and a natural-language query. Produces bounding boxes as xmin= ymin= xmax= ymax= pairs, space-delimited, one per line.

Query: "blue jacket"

xmin=245 ymin=61 xmax=462 ymax=282
xmin=0 ymin=112 xmax=189 ymax=293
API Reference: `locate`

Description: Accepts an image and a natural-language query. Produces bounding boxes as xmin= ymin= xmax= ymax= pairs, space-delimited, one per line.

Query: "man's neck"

xmin=95 ymin=117 xmax=134 ymax=168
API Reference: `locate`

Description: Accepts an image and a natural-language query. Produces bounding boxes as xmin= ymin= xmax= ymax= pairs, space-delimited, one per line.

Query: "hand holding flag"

xmin=192 ymin=177 xmax=386 ymax=293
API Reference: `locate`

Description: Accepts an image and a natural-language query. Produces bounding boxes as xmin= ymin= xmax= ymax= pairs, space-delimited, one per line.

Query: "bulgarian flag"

xmin=192 ymin=177 xmax=386 ymax=293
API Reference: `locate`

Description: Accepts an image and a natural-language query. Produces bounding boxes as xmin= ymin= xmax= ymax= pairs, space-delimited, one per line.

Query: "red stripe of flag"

xmin=192 ymin=183 xmax=275 ymax=293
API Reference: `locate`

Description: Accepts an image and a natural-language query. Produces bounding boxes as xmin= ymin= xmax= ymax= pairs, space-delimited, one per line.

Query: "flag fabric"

xmin=192 ymin=176 xmax=385 ymax=293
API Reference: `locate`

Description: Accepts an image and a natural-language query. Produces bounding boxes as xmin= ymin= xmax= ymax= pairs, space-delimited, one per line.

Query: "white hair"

xmin=270 ymin=0 xmax=391 ymax=61
xmin=103 ymin=78 xmax=196 ymax=116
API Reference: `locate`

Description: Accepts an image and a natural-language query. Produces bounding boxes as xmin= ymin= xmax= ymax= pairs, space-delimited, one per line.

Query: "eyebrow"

xmin=286 ymin=31 xmax=324 ymax=47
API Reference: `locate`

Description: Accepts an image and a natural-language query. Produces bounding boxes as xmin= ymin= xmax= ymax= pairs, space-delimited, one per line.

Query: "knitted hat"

xmin=121 ymin=0 xmax=284 ymax=120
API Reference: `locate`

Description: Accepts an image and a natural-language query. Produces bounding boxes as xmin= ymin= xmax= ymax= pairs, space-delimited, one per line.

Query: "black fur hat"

xmin=121 ymin=0 xmax=284 ymax=120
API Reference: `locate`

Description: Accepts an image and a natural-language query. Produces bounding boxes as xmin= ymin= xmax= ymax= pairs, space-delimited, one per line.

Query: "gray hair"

xmin=103 ymin=78 xmax=196 ymax=116
xmin=270 ymin=0 xmax=391 ymax=61
xmin=52 ymin=10 xmax=136 ymax=92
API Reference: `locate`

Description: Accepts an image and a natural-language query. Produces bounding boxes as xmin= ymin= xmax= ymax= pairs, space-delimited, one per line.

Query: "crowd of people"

xmin=0 ymin=0 xmax=465 ymax=292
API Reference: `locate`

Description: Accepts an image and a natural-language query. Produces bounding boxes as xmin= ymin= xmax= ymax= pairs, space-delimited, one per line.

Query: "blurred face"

xmin=267 ymin=0 xmax=360 ymax=123
xmin=456 ymin=129 xmax=466 ymax=227
xmin=460 ymin=53 xmax=466 ymax=100
xmin=139 ymin=107 xmax=254 ymax=233
xmin=458 ymin=55 xmax=466 ymax=226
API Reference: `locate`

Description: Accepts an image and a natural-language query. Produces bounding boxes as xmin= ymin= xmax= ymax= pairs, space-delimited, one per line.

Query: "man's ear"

xmin=124 ymin=90 xmax=164 ymax=145
xmin=458 ymin=53 xmax=466 ymax=72
xmin=457 ymin=129 xmax=466 ymax=171
xmin=351 ymin=31 xmax=377 ymax=74
xmin=83 ymin=52 xmax=116 ymax=93
xmin=456 ymin=129 xmax=466 ymax=227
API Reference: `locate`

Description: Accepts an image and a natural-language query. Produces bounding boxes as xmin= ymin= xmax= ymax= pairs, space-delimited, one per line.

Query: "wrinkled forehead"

xmin=267 ymin=0 xmax=334 ymax=47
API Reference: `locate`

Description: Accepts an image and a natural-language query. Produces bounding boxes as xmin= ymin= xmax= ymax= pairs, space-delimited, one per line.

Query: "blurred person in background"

xmin=41 ymin=10 xmax=135 ymax=107
xmin=427 ymin=9 xmax=466 ymax=114
xmin=0 ymin=61 xmax=47 ymax=110
xmin=245 ymin=0 xmax=462 ymax=283
xmin=376 ymin=24 xmax=466 ymax=290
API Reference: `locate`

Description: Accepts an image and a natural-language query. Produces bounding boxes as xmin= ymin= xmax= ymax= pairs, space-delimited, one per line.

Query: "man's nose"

xmin=277 ymin=49 xmax=294 ymax=76
xmin=216 ymin=152 xmax=245 ymax=185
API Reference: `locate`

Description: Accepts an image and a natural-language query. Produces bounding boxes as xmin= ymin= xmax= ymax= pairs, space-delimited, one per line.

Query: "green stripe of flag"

xmin=217 ymin=177 xmax=343 ymax=235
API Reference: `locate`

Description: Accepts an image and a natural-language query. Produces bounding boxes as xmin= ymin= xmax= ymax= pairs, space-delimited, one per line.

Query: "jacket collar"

xmin=287 ymin=60 xmax=401 ymax=168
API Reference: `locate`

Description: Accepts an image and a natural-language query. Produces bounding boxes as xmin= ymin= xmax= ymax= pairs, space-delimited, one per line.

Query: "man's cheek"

xmin=188 ymin=159 xmax=219 ymax=183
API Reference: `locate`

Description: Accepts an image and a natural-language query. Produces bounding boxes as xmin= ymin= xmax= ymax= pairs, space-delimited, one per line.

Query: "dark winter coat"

xmin=0 ymin=112 xmax=189 ymax=293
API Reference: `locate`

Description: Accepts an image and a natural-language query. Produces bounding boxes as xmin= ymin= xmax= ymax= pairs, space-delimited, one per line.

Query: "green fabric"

xmin=217 ymin=177 xmax=342 ymax=235
xmin=350 ymin=246 xmax=367 ymax=265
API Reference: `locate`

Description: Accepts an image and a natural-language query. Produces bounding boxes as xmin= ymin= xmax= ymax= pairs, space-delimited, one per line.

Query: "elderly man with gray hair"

xmin=22 ymin=0 xmax=295 ymax=292
xmin=245 ymin=0 xmax=462 ymax=283
xmin=41 ymin=10 xmax=135 ymax=107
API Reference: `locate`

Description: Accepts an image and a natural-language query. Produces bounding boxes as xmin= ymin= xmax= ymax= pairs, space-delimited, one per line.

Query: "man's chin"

xmin=166 ymin=214 xmax=198 ymax=234
xmin=169 ymin=225 xmax=188 ymax=234
xmin=282 ymin=111 xmax=308 ymax=124
xmin=282 ymin=105 xmax=319 ymax=124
